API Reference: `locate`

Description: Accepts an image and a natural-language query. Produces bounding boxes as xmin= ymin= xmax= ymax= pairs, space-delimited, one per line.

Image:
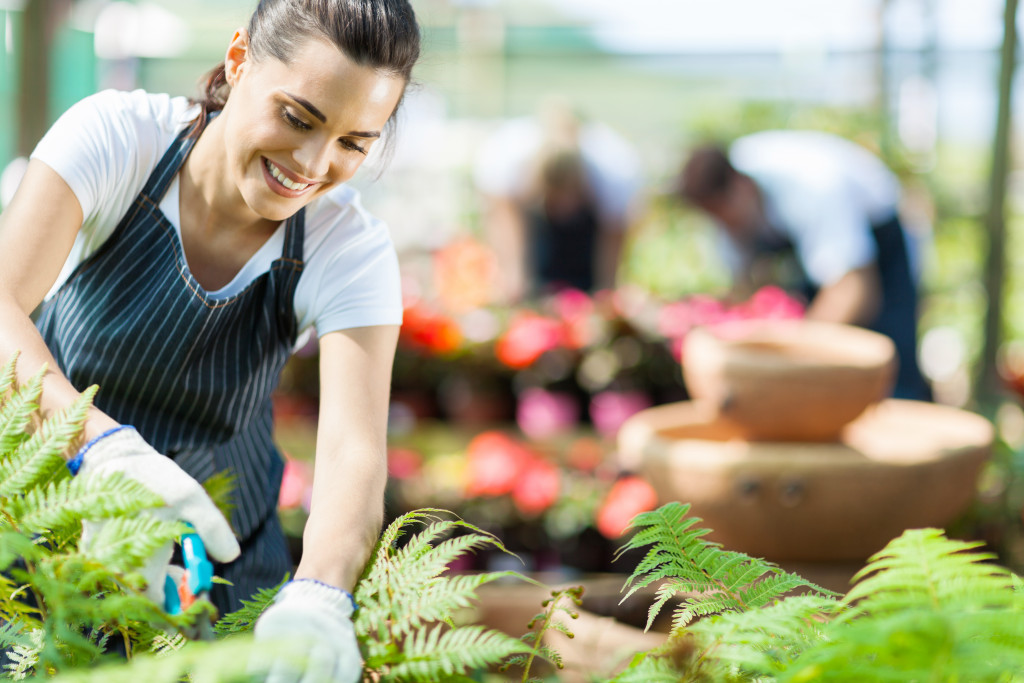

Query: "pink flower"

xmin=387 ymin=447 xmax=423 ymax=480
xmin=512 ymin=457 xmax=562 ymax=515
xmin=596 ymin=476 xmax=659 ymax=539
xmin=743 ymin=285 xmax=806 ymax=320
xmin=516 ymin=388 xmax=580 ymax=440
xmin=589 ymin=390 xmax=653 ymax=440
xmin=279 ymin=457 xmax=312 ymax=510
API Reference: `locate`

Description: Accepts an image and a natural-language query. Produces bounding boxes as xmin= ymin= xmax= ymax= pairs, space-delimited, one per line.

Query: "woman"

xmin=0 ymin=0 xmax=420 ymax=679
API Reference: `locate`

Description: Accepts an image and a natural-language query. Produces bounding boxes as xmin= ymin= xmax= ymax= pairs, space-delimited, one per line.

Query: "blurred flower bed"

xmin=271 ymin=237 xmax=806 ymax=574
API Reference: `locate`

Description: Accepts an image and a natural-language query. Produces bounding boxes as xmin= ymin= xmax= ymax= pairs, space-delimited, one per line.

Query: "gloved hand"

xmin=252 ymin=579 xmax=362 ymax=683
xmin=72 ymin=426 xmax=241 ymax=604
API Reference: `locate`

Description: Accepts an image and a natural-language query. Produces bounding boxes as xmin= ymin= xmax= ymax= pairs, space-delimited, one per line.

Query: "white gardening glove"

xmin=252 ymin=579 xmax=362 ymax=683
xmin=72 ymin=426 xmax=241 ymax=604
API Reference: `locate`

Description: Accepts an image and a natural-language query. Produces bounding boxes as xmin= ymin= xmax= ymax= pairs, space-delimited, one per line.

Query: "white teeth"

xmin=265 ymin=159 xmax=310 ymax=191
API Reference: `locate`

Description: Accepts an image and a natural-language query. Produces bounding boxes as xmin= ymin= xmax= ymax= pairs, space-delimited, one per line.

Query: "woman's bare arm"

xmin=0 ymin=159 xmax=120 ymax=442
xmin=294 ymin=324 xmax=399 ymax=591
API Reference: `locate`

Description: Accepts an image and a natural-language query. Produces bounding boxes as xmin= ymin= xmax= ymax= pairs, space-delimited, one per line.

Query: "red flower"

xmin=401 ymin=300 xmax=463 ymax=355
xmin=464 ymin=431 xmax=533 ymax=497
xmin=596 ymin=476 xmax=659 ymax=539
xmin=495 ymin=312 xmax=565 ymax=369
xmin=512 ymin=457 xmax=562 ymax=515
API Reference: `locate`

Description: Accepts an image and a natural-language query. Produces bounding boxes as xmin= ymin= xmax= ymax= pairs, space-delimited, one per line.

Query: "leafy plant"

xmin=614 ymin=501 xmax=1024 ymax=682
xmin=353 ymin=508 xmax=531 ymax=681
xmin=502 ymin=584 xmax=583 ymax=682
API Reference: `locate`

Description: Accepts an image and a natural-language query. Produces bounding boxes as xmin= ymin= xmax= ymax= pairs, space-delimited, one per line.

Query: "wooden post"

xmin=16 ymin=0 xmax=72 ymax=157
xmin=978 ymin=0 xmax=1019 ymax=401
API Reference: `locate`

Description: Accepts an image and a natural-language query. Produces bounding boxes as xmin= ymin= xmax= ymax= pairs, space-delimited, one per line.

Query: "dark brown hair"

xmin=192 ymin=0 xmax=420 ymax=141
xmin=676 ymin=144 xmax=739 ymax=206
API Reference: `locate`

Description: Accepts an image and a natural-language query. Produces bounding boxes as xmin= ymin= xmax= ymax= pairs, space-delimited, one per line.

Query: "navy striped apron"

xmin=36 ymin=117 xmax=302 ymax=614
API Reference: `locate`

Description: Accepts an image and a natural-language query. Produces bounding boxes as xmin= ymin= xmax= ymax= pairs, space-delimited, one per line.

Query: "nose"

xmin=293 ymin=136 xmax=335 ymax=180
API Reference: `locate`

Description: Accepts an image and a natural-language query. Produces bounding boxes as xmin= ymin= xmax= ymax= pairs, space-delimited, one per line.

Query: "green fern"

xmin=355 ymin=508 xmax=532 ymax=681
xmin=213 ymin=574 xmax=288 ymax=637
xmin=502 ymin=585 xmax=583 ymax=682
xmin=616 ymin=502 xmax=837 ymax=635
xmin=780 ymin=528 xmax=1024 ymax=682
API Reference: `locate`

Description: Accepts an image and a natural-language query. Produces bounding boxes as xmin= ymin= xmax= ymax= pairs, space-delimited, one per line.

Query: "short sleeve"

xmin=295 ymin=189 xmax=404 ymax=337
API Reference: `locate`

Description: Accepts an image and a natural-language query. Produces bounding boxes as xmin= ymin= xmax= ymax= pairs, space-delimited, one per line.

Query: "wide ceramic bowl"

xmin=617 ymin=399 xmax=993 ymax=562
xmin=682 ymin=319 xmax=897 ymax=442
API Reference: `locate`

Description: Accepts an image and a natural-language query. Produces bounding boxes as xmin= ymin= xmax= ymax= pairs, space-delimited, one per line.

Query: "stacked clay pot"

xmin=618 ymin=319 xmax=994 ymax=564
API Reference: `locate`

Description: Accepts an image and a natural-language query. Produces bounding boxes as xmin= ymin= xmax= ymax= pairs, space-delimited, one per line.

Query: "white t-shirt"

xmin=31 ymin=89 xmax=403 ymax=338
xmin=720 ymin=130 xmax=906 ymax=288
xmin=473 ymin=116 xmax=643 ymax=227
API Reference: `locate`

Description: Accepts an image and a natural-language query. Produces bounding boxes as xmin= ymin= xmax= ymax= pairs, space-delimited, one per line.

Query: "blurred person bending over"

xmin=474 ymin=100 xmax=643 ymax=301
xmin=677 ymin=130 xmax=932 ymax=401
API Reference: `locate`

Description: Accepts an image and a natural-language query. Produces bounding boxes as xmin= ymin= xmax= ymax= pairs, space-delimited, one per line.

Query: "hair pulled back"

xmin=194 ymin=0 xmax=420 ymax=132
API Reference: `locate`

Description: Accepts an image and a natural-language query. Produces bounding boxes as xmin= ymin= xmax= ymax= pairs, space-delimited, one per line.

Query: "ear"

xmin=224 ymin=29 xmax=251 ymax=88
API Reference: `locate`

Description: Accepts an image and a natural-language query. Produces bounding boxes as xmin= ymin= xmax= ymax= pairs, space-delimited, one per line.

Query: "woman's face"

xmin=219 ymin=33 xmax=406 ymax=222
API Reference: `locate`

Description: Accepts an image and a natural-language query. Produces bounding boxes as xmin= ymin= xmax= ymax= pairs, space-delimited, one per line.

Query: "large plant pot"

xmin=617 ymin=399 xmax=993 ymax=561
xmin=682 ymin=320 xmax=896 ymax=442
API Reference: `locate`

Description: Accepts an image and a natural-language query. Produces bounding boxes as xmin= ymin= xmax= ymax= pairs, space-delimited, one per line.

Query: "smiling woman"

xmin=0 ymin=1 xmax=420 ymax=681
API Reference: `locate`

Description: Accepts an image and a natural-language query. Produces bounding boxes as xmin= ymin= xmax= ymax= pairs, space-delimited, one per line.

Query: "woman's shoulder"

xmin=302 ymin=184 xmax=394 ymax=256
xmin=77 ymin=89 xmax=198 ymax=136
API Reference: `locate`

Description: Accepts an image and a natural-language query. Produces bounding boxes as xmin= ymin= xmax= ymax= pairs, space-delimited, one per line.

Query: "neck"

xmin=180 ymin=114 xmax=277 ymax=237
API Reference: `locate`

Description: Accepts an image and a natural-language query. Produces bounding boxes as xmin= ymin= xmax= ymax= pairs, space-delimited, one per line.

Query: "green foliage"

xmin=502 ymin=585 xmax=583 ymax=682
xmin=354 ymin=508 xmax=532 ymax=681
xmin=616 ymin=502 xmax=836 ymax=636
xmin=615 ymin=502 xmax=1024 ymax=682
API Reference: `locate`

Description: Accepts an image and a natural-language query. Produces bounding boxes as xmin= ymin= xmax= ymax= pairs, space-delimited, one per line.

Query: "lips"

xmin=262 ymin=158 xmax=315 ymax=198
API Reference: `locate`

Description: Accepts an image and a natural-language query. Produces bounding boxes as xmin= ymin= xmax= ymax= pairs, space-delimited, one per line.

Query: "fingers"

xmin=178 ymin=493 xmax=241 ymax=563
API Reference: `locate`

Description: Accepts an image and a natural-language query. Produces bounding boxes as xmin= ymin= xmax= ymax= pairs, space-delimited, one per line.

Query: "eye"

xmin=340 ymin=138 xmax=367 ymax=155
xmin=281 ymin=108 xmax=312 ymax=131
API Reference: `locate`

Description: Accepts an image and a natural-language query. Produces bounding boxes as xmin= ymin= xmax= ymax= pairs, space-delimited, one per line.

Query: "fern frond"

xmin=688 ymin=595 xmax=839 ymax=677
xmin=214 ymin=574 xmax=288 ymax=637
xmin=617 ymin=503 xmax=835 ymax=633
xmin=0 ymin=351 xmax=19 ymax=398
xmin=387 ymin=571 xmax=523 ymax=639
xmin=843 ymin=528 xmax=1017 ymax=619
xmin=0 ymin=363 xmax=46 ymax=466
xmin=7 ymin=471 xmax=163 ymax=536
xmin=0 ymin=385 xmax=97 ymax=498
xmin=202 ymin=470 xmax=238 ymax=529
xmin=77 ymin=515 xmax=185 ymax=575
xmin=608 ymin=651 xmax=688 ymax=682
xmin=386 ymin=624 xmax=529 ymax=681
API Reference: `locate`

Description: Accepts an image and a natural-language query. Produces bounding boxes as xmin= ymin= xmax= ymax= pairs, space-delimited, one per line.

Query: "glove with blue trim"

xmin=71 ymin=426 xmax=241 ymax=605
xmin=252 ymin=579 xmax=362 ymax=683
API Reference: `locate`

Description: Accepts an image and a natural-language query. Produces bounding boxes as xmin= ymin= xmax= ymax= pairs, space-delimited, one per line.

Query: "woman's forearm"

xmin=294 ymin=443 xmax=387 ymax=591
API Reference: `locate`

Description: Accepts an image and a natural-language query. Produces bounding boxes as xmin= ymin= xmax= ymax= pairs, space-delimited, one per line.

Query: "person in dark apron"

xmin=677 ymin=134 xmax=933 ymax=402
xmin=0 ymin=1 xmax=420 ymax=680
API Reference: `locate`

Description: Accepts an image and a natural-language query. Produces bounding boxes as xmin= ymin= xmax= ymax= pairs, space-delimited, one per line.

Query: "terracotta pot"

xmin=682 ymin=320 xmax=896 ymax=442
xmin=617 ymin=399 xmax=993 ymax=561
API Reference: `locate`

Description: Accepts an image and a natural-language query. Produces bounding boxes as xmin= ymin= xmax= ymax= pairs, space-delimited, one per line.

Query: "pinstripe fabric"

xmin=36 ymin=118 xmax=304 ymax=613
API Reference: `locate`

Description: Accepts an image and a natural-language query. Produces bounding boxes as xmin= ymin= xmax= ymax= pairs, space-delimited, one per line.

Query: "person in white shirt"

xmin=0 ymin=0 xmax=421 ymax=679
xmin=677 ymin=130 xmax=931 ymax=401
xmin=474 ymin=99 xmax=644 ymax=300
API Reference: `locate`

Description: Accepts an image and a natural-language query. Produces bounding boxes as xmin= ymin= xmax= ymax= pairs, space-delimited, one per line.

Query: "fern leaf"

xmin=387 ymin=624 xmax=529 ymax=681
xmin=214 ymin=573 xmax=289 ymax=636
xmin=0 ymin=351 xmax=19 ymax=399
xmin=0 ymin=364 xmax=46 ymax=465
xmin=0 ymin=385 xmax=97 ymax=498
xmin=8 ymin=472 xmax=163 ymax=536
xmin=78 ymin=515 xmax=185 ymax=575
xmin=609 ymin=652 xmax=687 ymax=682
xmin=843 ymin=528 xmax=1017 ymax=619
xmin=201 ymin=470 xmax=238 ymax=528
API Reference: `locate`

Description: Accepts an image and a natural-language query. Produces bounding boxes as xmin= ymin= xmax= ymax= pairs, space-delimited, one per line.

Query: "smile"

xmin=263 ymin=158 xmax=313 ymax=194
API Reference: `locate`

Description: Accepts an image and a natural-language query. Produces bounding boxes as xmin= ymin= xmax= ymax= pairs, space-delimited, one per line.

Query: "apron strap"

xmin=140 ymin=114 xmax=210 ymax=203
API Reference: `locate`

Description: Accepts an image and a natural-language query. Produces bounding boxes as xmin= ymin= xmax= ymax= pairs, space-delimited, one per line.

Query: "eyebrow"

xmin=282 ymin=91 xmax=382 ymax=139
